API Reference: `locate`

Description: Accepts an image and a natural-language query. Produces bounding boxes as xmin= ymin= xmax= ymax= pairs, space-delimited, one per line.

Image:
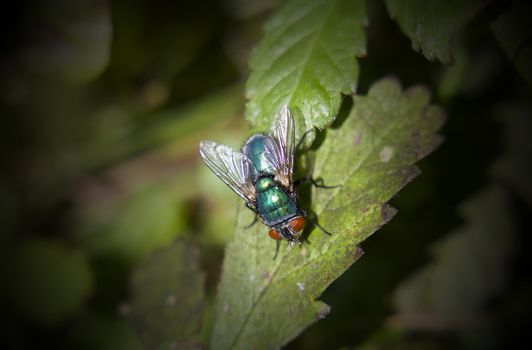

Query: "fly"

xmin=199 ymin=106 xmax=333 ymax=250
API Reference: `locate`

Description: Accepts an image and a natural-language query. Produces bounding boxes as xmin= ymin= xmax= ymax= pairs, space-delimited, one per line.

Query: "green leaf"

xmin=0 ymin=239 xmax=93 ymax=326
xmin=385 ymin=0 xmax=483 ymax=63
xmin=245 ymin=0 xmax=367 ymax=143
xmin=125 ymin=239 xmax=205 ymax=350
xmin=391 ymin=186 xmax=514 ymax=337
xmin=490 ymin=0 xmax=532 ymax=88
xmin=210 ymin=77 xmax=445 ymax=349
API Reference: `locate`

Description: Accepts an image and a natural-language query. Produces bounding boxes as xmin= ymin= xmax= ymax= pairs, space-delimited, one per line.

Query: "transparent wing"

xmin=199 ymin=141 xmax=256 ymax=208
xmin=268 ymin=106 xmax=296 ymax=189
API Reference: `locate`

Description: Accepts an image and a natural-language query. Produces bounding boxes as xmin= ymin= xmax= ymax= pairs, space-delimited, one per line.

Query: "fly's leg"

xmin=294 ymin=178 xmax=337 ymax=236
xmin=273 ymin=240 xmax=280 ymax=260
xmin=307 ymin=215 xmax=332 ymax=236
xmin=302 ymin=209 xmax=333 ymax=237
xmin=272 ymin=238 xmax=302 ymax=259
xmin=294 ymin=176 xmax=340 ymax=189
xmin=244 ymin=203 xmax=260 ymax=229
xmin=244 ymin=215 xmax=258 ymax=229
xmin=295 ymin=129 xmax=316 ymax=152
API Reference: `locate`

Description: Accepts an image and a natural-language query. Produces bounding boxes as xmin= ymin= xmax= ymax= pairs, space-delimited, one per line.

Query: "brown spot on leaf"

xmin=405 ymin=166 xmax=422 ymax=184
xmin=166 ymin=294 xmax=176 ymax=306
xmin=119 ymin=302 xmax=131 ymax=316
xmin=412 ymin=130 xmax=421 ymax=158
xmin=353 ymin=131 xmax=362 ymax=146
xmin=380 ymin=203 xmax=397 ymax=225
xmin=261 ymin=270 xmax=271 ymax=281
xmin=354 ymin=245 xmax=364 ymax=261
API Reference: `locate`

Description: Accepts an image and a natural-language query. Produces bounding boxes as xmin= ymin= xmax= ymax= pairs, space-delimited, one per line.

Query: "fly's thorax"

xmin=242 ymin=134 xmax=276 ymax=176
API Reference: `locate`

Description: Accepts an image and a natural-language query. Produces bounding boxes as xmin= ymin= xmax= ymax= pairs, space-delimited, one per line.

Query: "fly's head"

xmin=268 ymin=215 xmax=305 ymax=243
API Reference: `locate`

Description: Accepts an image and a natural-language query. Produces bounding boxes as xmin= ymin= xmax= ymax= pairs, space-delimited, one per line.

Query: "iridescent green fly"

xmin=199 ymin=106 xmax=331 ymax=248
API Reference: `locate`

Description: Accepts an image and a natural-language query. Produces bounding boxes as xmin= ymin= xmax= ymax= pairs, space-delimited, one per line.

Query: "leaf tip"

xmin=354 ymin=245 xmax=365 ymax=261
xmin=406 ymin=166 xmax=423 ymax=184
xmin=405 ymin=84 xmax=431 ymax=101
xmin=425 ymin=105 xmax=447 ymax=132
xmin=370 ymin=76 xmax=403 ymax=97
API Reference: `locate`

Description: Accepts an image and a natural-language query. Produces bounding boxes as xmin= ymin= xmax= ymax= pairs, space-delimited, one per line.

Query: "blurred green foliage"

xmin=1 ymin=0 xmax=531 ymax=349
xmin=0 ymin=239 xmax=93 ymax=326
xmin=126 ymin=240 xmax=205 ymax=349
xmin=391 ymin=186 xmax=514 ymax=349
xmin=385 ymin=0 xmax=485 ymax=63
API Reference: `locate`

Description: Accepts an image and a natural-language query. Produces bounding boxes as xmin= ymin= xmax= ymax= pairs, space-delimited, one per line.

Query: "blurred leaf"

xmin=493 ymin=102 xmax=532 ymax=206
xmin=392 ymin=186 xmax=514 ymax=330
xmin=75 ymin=183 xmax=185 ymax=264
xmin=67 ymin=312 xmax=143 ymax=350
xmin=210 ymin=78 xmax=444 ymax=349
xmin=21 ymin=1 xmax=112 ymax=84
xmin=490 ymin=0 xmax=532 ymax=88
xmin=137 ymin=85 xmax=244 ymax=152
xmin=0 ymin=182 xmax=18 ymax=250
xmin=437 ymin=47 xmax=504 ymax=101
xmin=0 ymin=239 xmax=93 ymax=326
xmin=385 ymin=0 xmax=483 ymax=63
xmin=108 ymin=0 xmax=214 ymax=81
xmin=245 ymin=0 xmax=367 ymax=145
xmin=82 ymin=85 xmax=243 ymax=170
xmin=436 ymin=48 xmax=469 ymax=100
xmin=356 ymin=328 xmax=448 ymax=350
xmin=126 ymin=239 xmax=205 ymax=350
xmin=224 ymin=0 xmax=278 ymax=18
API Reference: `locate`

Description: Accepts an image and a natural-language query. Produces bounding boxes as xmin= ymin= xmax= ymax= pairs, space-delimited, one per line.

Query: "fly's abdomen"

xmin=255 ymin=177 xmax=296 ymax=225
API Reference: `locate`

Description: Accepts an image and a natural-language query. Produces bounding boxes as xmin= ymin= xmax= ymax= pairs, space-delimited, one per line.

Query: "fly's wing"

xmin=268 ymin=106 xmax=295 ymax=190
xmin=199 ymin=141 xmax=256 ymax=209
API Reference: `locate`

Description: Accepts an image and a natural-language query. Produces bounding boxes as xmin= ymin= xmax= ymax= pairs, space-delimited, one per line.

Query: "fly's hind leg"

xmin=294 ymin=176 xmax=340 ymax=189
xmin=244 ymin=215 xmax=258 ymax=229
xmin=303 ymin=209 xmax=333 ymax=237
xmin=244 ymin=203 xmax=259 ymax=229
xmin=273 ymin=240 xmax=280 ymax=260
xmin=295 ymin=129 xmax=317 ymax=152
xmin=272 ymin=238 xmax=301 ymax=259
xmin=308 ymin=215 xmax=332 ymax=236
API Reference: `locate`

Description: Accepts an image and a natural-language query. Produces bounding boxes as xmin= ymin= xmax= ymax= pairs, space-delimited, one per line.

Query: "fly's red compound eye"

xmin=288 ymin=216 xmax=305 ymax=233
xmin=268 ymin=228 xmax=282 ymax=240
